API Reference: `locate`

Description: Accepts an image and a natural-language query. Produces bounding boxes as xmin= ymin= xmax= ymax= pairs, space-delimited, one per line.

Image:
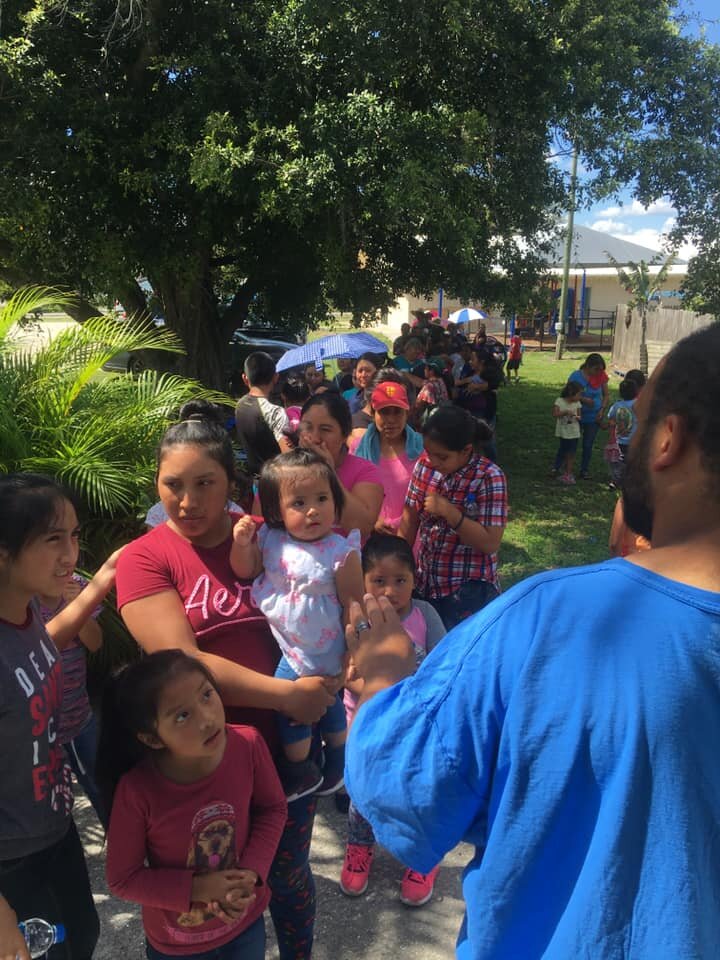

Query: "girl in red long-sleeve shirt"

xmin=99 ymin=650 xmax=287 ymax=960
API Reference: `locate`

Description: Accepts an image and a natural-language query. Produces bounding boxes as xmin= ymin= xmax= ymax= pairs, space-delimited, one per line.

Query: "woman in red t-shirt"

xmin=115 ymin=401 xmax=336 ymax=960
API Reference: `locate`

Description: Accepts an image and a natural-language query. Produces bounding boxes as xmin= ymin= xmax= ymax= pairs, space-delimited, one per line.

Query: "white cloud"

xmin=595 ymin=205 xmax=623 ymax=218
xmin=608 ymin=225 xmax=698 ymax=261
xmin=617 ymin=227 xmax=664 ymax=251
xmin=594 ymin=197 xmax=677 ymax=219
xmin=640 ymin=198 xmax=676 ymax=216
xmin=590 ymin=218 xmax=630 ymax=234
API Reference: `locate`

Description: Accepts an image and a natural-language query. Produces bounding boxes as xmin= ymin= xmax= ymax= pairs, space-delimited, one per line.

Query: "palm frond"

xmin=0 ymin=286 xmax=73 ymax=342
xmin=0 ymin=285 xmax=232 ymax=523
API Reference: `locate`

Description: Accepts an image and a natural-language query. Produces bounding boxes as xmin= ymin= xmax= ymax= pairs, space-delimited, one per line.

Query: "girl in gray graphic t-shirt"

xmin=0 ymin=473 xmax=121 ymax=959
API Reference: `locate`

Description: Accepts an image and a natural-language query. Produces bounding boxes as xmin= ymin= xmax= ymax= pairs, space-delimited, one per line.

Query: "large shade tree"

xmin=1 ymin=0 xmax=719 ymax=386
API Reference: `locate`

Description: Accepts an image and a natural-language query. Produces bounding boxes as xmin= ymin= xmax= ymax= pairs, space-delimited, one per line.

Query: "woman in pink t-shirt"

xmin=353 ymin=381 xmax=424 ymax=534
xmin=297 ymin=393 xmax=384 ymax=538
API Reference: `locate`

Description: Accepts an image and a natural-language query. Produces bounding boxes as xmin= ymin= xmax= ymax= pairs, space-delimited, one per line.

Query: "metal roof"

xmin=543 ymin=224 xmax=685 ymax=268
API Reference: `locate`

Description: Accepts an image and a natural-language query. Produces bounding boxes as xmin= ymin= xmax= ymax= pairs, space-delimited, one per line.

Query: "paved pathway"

xmin=77 ymin=792 xmax=469 ymax=959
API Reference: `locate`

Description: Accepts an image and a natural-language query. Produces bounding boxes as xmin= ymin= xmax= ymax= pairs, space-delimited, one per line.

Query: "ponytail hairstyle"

xmin=362 ymin=532 xmax=416 ymax=577
xmin=421 ymin=404 xmax=493 ymax=453
xmin=95 ymin=650 xmax=220 ymax=816
xmin=157 ymin=400 xmax=235 ymax=483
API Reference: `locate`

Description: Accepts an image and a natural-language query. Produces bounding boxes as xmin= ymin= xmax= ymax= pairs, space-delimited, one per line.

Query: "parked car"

xmin=102 ymin=322 xmax=301 ymax=395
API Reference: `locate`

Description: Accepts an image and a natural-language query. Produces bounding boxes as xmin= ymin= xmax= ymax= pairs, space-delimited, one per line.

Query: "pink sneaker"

xmin=340 ymin=844 xmax=374 ymax=896
xmin=400 ymin=865 xmax=440 ymax=907
xmin=559 ymin=473 xmax=575 ymax=485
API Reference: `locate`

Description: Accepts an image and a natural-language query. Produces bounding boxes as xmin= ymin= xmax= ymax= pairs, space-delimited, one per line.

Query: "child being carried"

xmin=231 ymin=447 xmax=364 ymax=802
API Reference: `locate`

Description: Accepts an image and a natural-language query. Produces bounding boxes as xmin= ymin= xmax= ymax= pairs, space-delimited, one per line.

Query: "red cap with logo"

xmin=371 ymin=381 xmax=410 ymax=411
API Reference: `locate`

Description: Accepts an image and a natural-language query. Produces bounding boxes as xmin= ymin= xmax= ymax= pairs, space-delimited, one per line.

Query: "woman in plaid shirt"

xmin=399 ymin=406 xmax=508 ymax=629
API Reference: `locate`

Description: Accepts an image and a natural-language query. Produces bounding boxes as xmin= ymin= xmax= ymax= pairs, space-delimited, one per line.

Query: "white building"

xmin=543 ymin=224 xmax=686 ymax=318
xmin=376 ymin=224 xmax=686 ymax=342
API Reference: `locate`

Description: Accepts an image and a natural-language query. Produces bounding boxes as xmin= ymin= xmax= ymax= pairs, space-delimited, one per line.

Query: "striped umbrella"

xmin=276 ymin=332 xmax=388 ymax=372
xmin=448 ymin=307 xmax=490 ymax=324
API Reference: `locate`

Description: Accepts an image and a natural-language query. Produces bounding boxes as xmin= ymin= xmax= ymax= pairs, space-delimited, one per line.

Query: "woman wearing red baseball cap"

xmin=354 ymin=381 xmax=424 ymax=534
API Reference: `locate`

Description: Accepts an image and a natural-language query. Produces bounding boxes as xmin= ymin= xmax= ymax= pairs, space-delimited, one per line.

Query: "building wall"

xmin=555 ymin=266 xmax=686 ymax=317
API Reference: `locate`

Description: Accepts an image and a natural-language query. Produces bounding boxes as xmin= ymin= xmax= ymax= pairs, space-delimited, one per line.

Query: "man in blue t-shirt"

xmin=345 ymin=324 xmax=720 ymax=960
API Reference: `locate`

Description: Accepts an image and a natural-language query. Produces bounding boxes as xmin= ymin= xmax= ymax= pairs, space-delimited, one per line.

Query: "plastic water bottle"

xmin=18 ymin=918 xmax=66 ymax=957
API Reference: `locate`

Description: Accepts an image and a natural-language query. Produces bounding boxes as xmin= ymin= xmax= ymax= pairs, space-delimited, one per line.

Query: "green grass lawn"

xmin=495 ymin=349 xmax=619 ymax=587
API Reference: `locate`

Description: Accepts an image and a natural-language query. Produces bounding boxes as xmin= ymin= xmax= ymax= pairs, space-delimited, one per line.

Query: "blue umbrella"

xmin=276 ymin=332 xmax=388 ymax=372
xmin=448 ymin=307 xmax=489 ymax=324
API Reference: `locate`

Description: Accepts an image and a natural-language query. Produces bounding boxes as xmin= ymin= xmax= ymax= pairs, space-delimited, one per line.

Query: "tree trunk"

xmin=155 ymin=276 xmax=229 ymax=390
xmin=639 ymin=306 xmax=649 ymax=376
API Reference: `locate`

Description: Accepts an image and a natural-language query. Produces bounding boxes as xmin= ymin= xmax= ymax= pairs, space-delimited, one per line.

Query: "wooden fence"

xmin=611 ymin=305 xmax=716 ymax=373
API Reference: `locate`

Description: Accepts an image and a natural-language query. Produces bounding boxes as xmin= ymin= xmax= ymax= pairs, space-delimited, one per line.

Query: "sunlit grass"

xmin=496 ymin=348 xmax=618 ymax=586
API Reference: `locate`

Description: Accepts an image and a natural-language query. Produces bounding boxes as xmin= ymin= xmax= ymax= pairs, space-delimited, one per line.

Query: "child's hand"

xmin=423 ymin=492 xmax=452 ymax=520
xmin=208 ymin=869 xmax=259 ymax=922
xmin=0 ymin=895 xmax=29 ymax=960
xmin=374 ymin=519 xmax=398 ymax=536
xmin=191 ymin=870 xmax=255 ymax=914
xmin=233 ymin=515 xmax=256 ymax=547
xmin=62 ymin=578 xmax=85 ymax=603
xmin=345 ymin=656 xmax=359 ymax=683
xmin=101 ymin=546 xmax=126 ymax=575
xmin=230 ymin=868 xmax=258 ymax=893
xmin=90 ymin=545 xmax=127 ymax=595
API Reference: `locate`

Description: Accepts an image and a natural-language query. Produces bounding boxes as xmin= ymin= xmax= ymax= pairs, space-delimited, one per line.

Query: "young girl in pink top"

xmin=100 ymin=650 xmax=287 ymax=960
xmin=340 ymin=535 xmax=446 ymax=907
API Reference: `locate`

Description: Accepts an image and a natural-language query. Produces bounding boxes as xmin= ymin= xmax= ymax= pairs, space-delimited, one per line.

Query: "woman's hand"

xmin=0 ymin=896 xmax=29 ymax=960
xmin=284 ymin=675 xmax=340 ymax=724
xmin=299 ymin=434 xmax=336 ymax=470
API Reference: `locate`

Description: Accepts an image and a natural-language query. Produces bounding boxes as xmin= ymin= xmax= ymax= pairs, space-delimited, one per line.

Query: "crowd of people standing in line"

xmin=0 ymin=317 xmax=510 ymax=960
xmin=4 ymin=316 xmax=716 ymax=960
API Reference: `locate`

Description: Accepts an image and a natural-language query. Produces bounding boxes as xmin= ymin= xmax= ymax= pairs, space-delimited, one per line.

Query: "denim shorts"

xmin=428 ymin=579 xmax=499 ymax=631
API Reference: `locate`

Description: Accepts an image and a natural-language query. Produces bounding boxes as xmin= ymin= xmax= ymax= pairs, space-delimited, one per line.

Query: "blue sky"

xmin=573 ymin=0 xmax=718 ymax=261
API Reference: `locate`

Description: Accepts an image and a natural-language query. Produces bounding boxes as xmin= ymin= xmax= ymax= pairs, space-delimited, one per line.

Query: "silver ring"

xmin=355 ymin=619 xmax=371 ymax=634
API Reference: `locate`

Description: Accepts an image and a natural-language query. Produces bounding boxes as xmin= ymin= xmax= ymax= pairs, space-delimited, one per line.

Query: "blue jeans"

xmin=65 ymin=713 xmax=106 ymax=828
xmin=145 ymin=916 xmax=265 ymax=960
xmin=428 ymin=579 xmax=499 ymax=631
xmin=580 ymin=421 xmax=601 ymax=474
xmin=274 ymin=656 xmax=346 ymax=746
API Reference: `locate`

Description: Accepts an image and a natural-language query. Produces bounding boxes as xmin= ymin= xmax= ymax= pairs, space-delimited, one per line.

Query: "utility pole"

xmin=554 ymin=144 xmax=578 ymax=361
